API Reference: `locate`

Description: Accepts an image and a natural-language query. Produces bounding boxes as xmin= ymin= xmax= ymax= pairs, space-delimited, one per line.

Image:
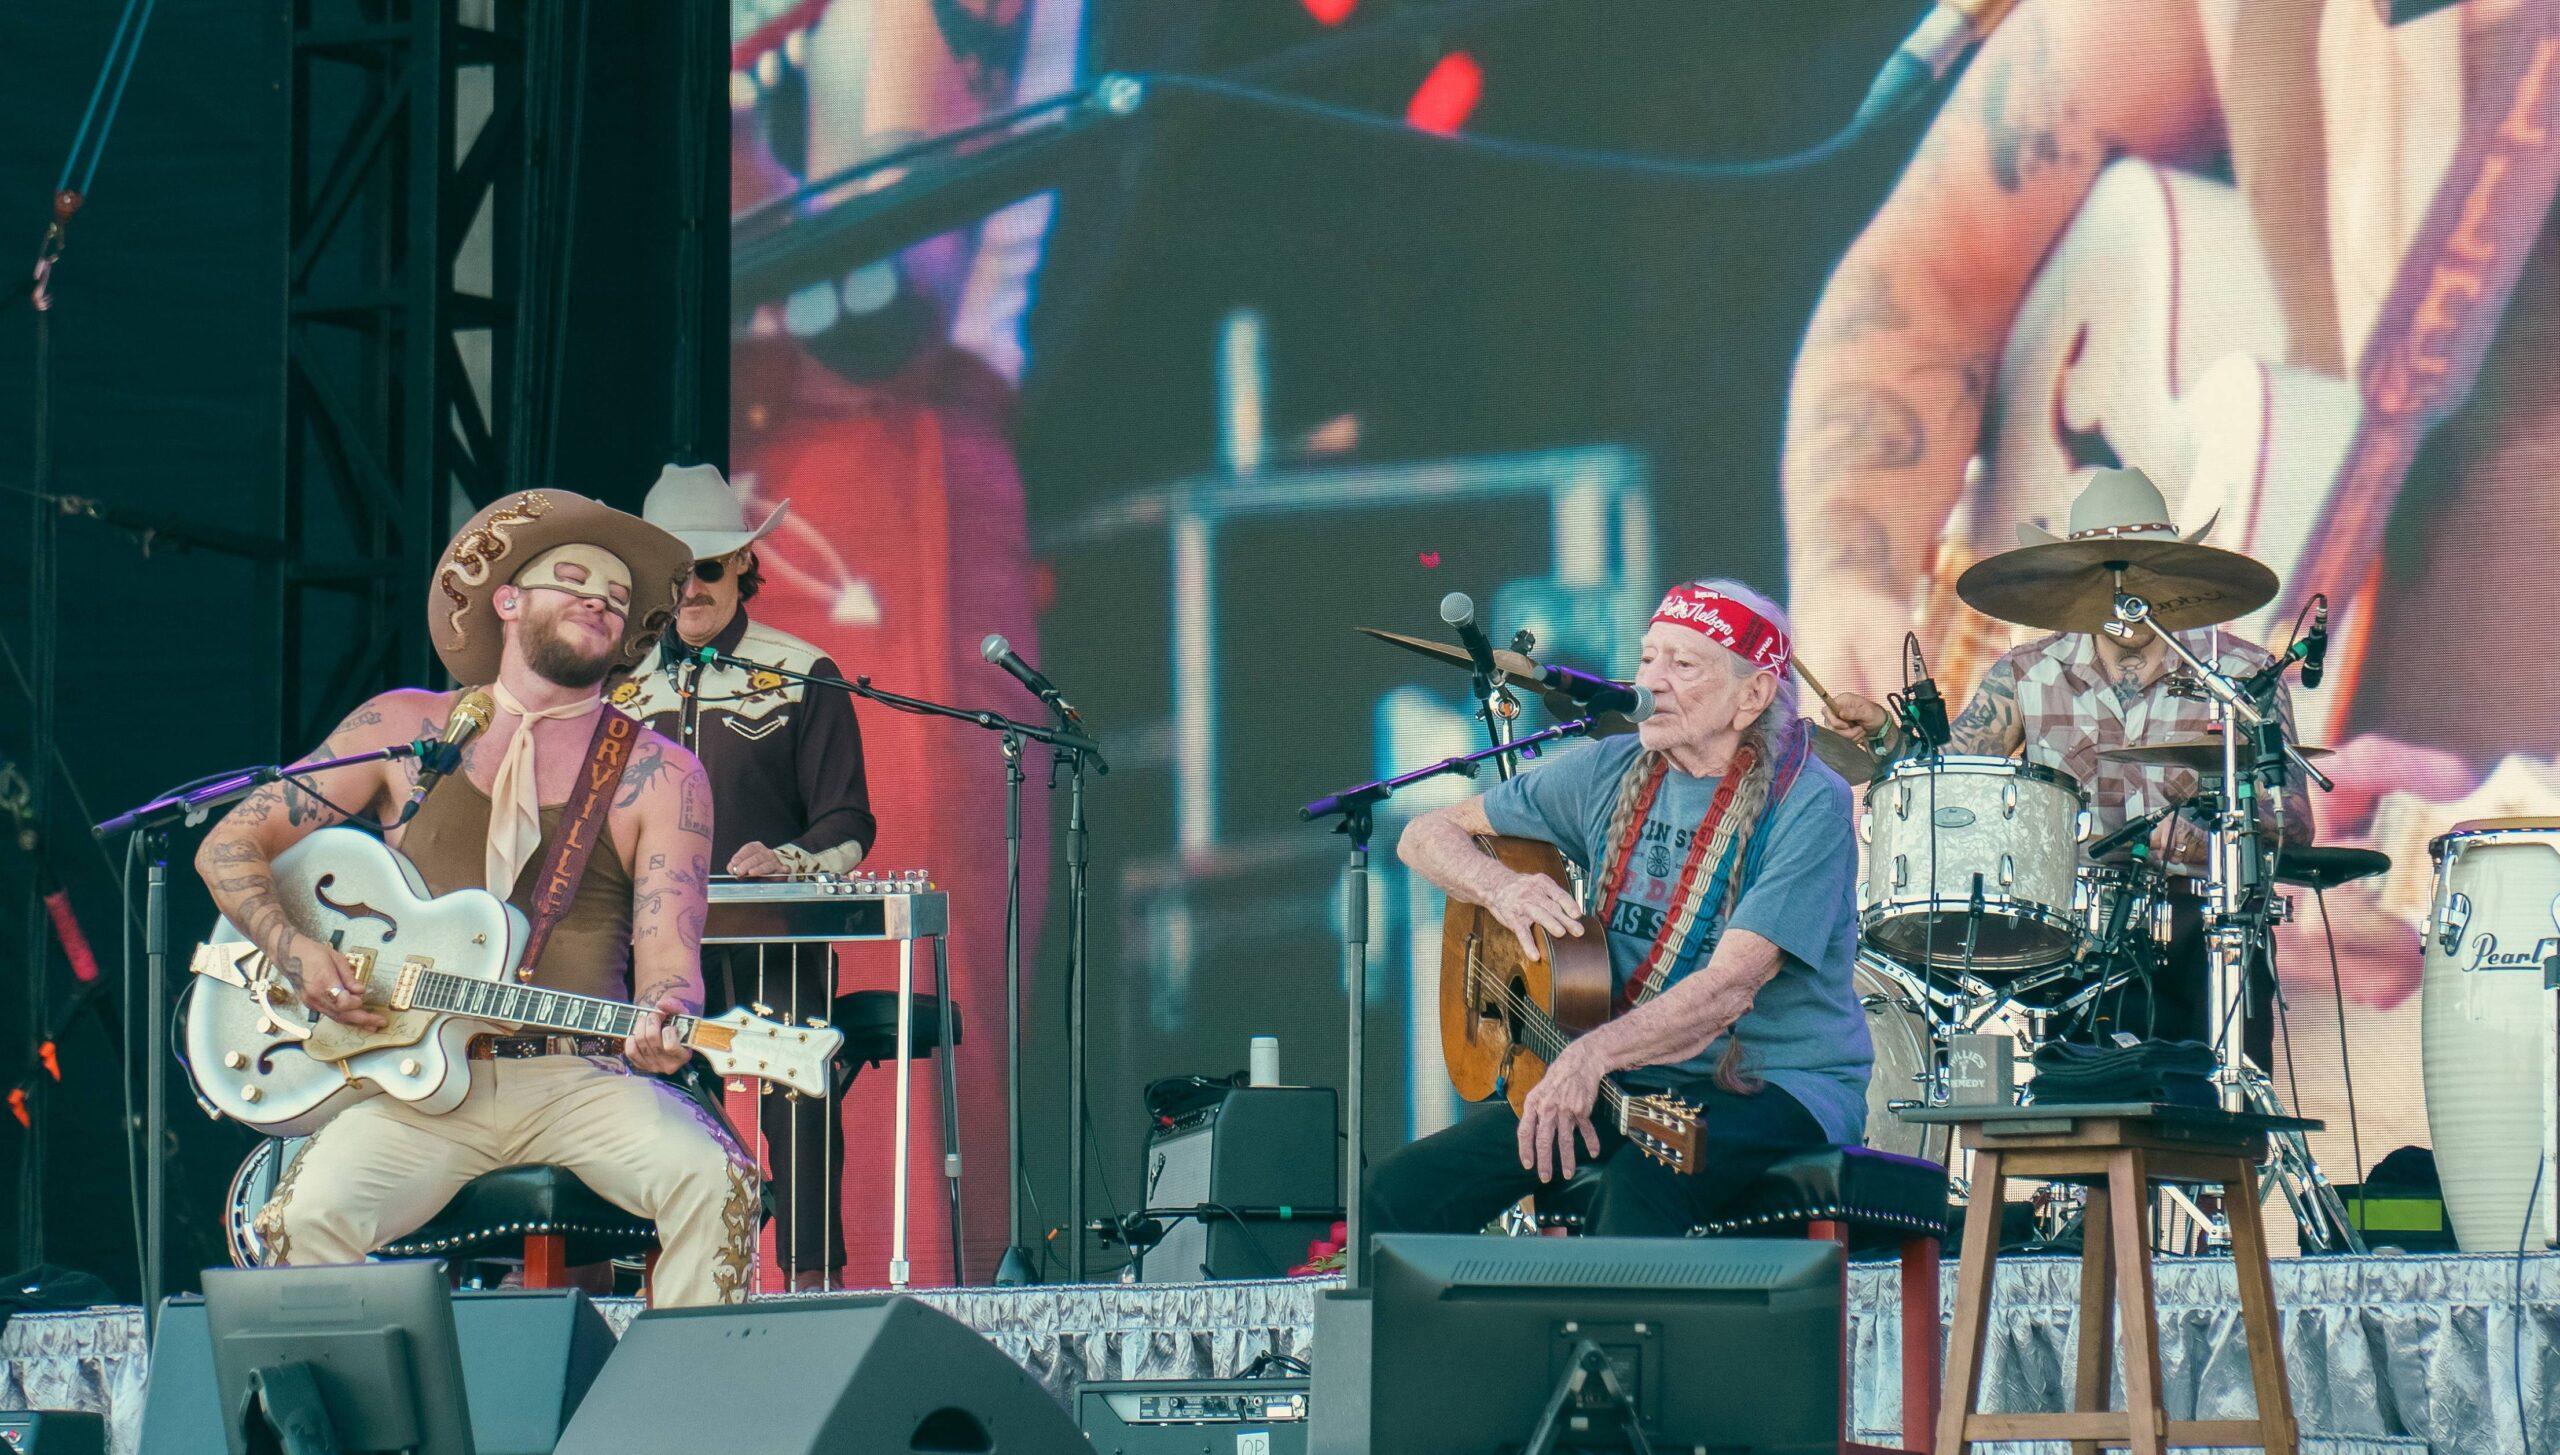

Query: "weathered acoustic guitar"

xmin=1438 ymin=835 xmax=1702 ymax=1173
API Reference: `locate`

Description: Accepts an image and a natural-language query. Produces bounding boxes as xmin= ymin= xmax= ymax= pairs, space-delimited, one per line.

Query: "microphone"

xmin=1440 ymin=592 xmax=1499 ymax=687
xmin=1857 ymin=0 xmax=2025 ymax=127
xmin=1581 ymin=682 xmax=1655 ymax=722
xmin=1901 ymin=635 xmax=1952 ymax=751
xmin=2298 ymin=598 xmax=2329 ymax=690
xmin=2086 ymin=802 xmax=2178 ymax=862
xmin=395 ymin=689 xmax=493 ymax=825
xmin=981 ymin=634 xmax=1081 ymax=723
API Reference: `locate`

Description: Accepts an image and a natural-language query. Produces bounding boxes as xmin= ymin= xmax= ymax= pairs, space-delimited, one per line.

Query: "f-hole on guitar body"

xmin=1438 ymin=835 xmax=1701 ymax=1174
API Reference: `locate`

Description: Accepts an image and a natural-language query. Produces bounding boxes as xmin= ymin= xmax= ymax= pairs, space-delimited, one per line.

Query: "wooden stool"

xmin=1904 ymin=1103 xmax=2312 ymax=1455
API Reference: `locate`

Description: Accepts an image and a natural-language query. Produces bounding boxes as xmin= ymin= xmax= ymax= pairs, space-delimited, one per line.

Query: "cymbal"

xmin=1358 ymin=626 xmax=1640 ymax=736
xmin=2098 ymin=737 xmax=2334 ymax=773
xmin=2274 ymin=845 xmax=2392 ymax=890
xmin=1954 ymin=537 xmax=2278 ymax=634
xmin=1356 ymin=627 xmax=1544 ymax=684
xmin=1809 ymin=725 xmax=1881 ymax=783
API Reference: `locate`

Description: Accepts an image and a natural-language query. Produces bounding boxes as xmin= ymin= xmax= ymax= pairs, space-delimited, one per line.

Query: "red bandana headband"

xmin=1652 ymin=585 xmax=1792 ymax=674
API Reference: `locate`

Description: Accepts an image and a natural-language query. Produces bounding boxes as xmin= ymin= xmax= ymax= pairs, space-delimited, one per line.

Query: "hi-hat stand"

xmin=2108 ymin=588 xmax=2362 ymax=1253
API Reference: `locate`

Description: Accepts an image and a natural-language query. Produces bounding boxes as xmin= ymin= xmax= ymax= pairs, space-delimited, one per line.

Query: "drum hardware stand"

xmin=1303 ymin=711 xmax=1614 ymax=1286
xmin=2110 ymin=587 xmax=2363 ymax=1253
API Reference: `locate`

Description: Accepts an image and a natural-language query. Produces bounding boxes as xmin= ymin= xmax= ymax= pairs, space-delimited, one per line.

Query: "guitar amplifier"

xmin=1076 ymin=1377 xmax=1310 ymax=1455
xmin=1138 ymin=1086 xmax=1338 ymax=1282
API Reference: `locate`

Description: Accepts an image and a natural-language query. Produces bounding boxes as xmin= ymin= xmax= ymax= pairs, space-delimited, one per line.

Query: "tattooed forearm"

xmin=634 ymin=976 xmax=702 ymax=1015
xmin=1948 ymin=673 xmax=2021 ymax=755
xmin=1807 ymin=382 xmax=1928 ymax=479
xmin=1804 ymin=264 xmax=1911 ymax=352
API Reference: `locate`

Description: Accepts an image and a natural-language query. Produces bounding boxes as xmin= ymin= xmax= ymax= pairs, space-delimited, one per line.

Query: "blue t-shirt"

xmin=1479 ymin=734 xmax=1872 ymax=1144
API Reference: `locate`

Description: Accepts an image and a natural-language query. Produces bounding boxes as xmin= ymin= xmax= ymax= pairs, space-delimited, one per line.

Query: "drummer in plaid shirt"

xmin=1826 ymin=468 xmax=2313 ymax=1058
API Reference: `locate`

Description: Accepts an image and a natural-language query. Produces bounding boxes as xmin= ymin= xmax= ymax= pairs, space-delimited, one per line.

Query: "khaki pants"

xmin=255 ymin=1054 xmax=759 ymax=1307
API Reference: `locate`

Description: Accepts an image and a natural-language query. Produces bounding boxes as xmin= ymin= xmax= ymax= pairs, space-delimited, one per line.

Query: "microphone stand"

xmin=1301 ymin=712 xmax=1609 ymax=1289
xmin=681 ymin=647 xmax=1104 ymax=1284
xmin=92 ymin=741 xmax=427 ymax=1331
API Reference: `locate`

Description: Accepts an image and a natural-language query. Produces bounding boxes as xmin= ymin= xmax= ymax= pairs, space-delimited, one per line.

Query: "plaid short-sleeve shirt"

xmin=1988 ymin=628 xmax=2314 ymax=864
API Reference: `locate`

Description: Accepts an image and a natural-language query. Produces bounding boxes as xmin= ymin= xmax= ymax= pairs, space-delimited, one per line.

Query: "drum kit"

xmin=1369 ymin=524 xmax=2391 ymax=1252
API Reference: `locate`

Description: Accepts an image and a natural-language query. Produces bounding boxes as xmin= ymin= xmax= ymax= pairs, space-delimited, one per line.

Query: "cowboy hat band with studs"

xmin=430 ymin=489 xmax=692 ymax=686
xmin=2014 ymin=464 xmax=2218 ymax=548
xmin=642 ymin=462 xmax=791 ymax=562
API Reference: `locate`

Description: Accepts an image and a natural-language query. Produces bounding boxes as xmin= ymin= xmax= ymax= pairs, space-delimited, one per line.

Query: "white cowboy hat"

xmin=641 ymin=462 xmax=791 ymax=561
xmin=2015 ymin=464 xmax=2218 ymax=547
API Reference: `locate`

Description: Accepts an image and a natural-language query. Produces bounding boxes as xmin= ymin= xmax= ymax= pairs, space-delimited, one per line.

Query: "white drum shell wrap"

xmin=1862 ymin=756 xmax=2089 ymax=971
xmin=2421 ymin=826 xmax=2560 ymax=1253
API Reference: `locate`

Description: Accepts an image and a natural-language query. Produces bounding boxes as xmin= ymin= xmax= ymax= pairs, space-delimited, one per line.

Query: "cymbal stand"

xmin=2110 ymin=588 xmax=2362 ymax=1252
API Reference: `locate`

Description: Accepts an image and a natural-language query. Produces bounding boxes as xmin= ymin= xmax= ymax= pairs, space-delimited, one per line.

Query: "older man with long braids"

xmin=1367 ymin=580 xmax=1871 ymax=1241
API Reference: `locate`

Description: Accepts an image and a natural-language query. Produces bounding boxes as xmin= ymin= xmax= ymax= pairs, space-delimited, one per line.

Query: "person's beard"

xmin=523 ymin=606 xmax=617 ymax=688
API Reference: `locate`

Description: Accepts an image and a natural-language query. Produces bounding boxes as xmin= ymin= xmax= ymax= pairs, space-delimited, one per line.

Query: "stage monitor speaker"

xmin=1139 ymin=1086 xmax=1338 ymax=1282
xmin=0 ymin=1411 xmax=107 ymax=1454
xmin=553 ymin=1294 xmax=1095 ymax=1455
xmin=137 ymin=1287 xmax=615 ymax=1454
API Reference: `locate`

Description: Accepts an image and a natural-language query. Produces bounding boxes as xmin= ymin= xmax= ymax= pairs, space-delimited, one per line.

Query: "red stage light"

xmin=1406 ymin=52 xmax=1483 ymax=136
xmin=1300 ymin=0 xmax=1358 ymax=26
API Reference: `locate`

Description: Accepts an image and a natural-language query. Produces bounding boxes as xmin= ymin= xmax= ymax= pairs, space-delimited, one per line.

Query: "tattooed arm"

xmin=1778 ymin=0 xmax=2223 ymax=699
xmin=1946 ymin=657 xmax=2027 ymax=758
xmin=626 ymin=735 xmax=713 ymax=1074
xmin=192 ymin=688 xmax=451 ymax=1028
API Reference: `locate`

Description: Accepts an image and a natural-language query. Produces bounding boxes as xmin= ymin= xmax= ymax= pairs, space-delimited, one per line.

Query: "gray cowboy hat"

xmin=2016 ymin=464 xmax=2218 ymax=547
xmin=641 ymin=462 xmax=791 ymax=561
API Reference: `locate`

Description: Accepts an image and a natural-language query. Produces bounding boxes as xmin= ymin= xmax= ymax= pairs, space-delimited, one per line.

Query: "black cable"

xmin=2518 ymin=1154 xmax=2545 ymax=1455
xmin=1134 ymin=70 xmax=1908 ymax=183
xmin=1200 ymin=1201 xmax=1287 ymax=1279
xmin=2313 ymin=887 xmax=2367 ymax=1204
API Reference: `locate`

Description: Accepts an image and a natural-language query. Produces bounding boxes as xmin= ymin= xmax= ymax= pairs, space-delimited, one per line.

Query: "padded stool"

xmin=1694 ymin=1145 xmax=1951 ymax=1455
xmin=381 ymin=1164 xmax=658 ymax=1290
xmin=829 ymin=989 xmax=962 ymax=1068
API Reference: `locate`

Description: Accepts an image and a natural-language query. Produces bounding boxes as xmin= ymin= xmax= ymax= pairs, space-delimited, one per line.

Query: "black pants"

xmin=1363 ymin=1079 xmax=1828 ymax=1246
xmin=707 ymin=942 xmax=846 ymax=1274
xmin=2078 ymin=897 xmax=2276 ymax=1068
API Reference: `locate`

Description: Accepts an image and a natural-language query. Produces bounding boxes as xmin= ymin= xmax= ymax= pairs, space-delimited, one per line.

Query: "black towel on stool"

xmin=2030 ymin=1038 xmax=2219 ymax=1108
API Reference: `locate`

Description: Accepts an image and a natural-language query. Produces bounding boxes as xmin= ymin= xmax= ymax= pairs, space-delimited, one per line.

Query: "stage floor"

xmin=3 ymin=1254 xmax=2548 ymax=1453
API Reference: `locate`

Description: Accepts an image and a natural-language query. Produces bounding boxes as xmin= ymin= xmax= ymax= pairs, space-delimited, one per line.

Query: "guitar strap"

xmin=2287 ymin=2 xmax=2560 ymax=624
xmin=518 ymin=707 xmax=641 ymax=975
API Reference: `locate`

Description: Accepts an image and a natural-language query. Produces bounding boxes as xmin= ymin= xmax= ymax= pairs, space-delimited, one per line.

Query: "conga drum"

xmin=2422 ymin=818 xmax=2560 ymax=1252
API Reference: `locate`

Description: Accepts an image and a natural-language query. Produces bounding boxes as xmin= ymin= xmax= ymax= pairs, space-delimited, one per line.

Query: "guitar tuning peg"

xmin=782 ymin=1089 xmax=802 ymax=1102
xmin=803 ymin=1016 xmax=826 ymax=1029
xmin=750 ymin=1002 xmax=775 ymax=1017
xmin=725 ymin=1081 xmax=745 ymax=1093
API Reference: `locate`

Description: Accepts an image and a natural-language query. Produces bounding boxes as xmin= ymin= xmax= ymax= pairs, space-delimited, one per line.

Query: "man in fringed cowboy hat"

xmin=194 ymin=488 xmax=760 ymax=1307
xmin=610 ymin=462 xmax=876 ymax=1289
xmin=1825 ymin=466 xmax=2315 ymax=1060
xmin=1367 ymin=579 xmax=1869 ymax=1243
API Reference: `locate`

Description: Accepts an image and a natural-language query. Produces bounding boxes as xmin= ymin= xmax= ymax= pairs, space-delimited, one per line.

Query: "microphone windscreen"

xmin=1439 ymin=592 xmax=1475 ymax=629
xmin=1624 ymin=685 xmax=1657 ymax=722
xmin=980 ymin=633 xmax=1011 ymax=663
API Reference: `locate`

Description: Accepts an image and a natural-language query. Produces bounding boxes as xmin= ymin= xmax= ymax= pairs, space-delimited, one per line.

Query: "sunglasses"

xmin=691 ymin=554 xmax=746 ymax=583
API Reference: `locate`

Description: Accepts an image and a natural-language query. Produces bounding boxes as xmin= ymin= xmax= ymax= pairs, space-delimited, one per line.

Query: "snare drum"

xmin=1861 ymin=756 xmax=2091 ymax=972
xmin=2422 ymin=819 xmax=2560 ymax=1252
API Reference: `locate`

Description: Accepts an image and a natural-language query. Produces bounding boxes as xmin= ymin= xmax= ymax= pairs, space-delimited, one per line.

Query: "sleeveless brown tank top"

xmin=400 ymin=775 xmax=636 ymax=1000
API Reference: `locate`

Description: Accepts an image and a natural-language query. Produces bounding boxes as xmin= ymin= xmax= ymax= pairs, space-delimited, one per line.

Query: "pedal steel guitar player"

xmin=611 ymin=462 xmax=879 ymax=1290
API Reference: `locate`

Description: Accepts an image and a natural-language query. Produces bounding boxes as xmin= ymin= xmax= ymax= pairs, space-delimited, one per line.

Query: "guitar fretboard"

xmin=406 ymin=968 xmax=702 ymax=1045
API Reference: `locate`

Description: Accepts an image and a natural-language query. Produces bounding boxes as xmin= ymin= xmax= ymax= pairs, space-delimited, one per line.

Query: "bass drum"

xmin=222 ymin=1135 xmax=308 ymax=1268
xmin=1857 ymin=956 xmax=2030 ymax=1165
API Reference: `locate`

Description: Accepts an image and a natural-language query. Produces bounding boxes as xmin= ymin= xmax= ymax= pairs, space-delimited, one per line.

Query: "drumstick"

xmin=1793 ymin=657 xmax=1842 ymax=714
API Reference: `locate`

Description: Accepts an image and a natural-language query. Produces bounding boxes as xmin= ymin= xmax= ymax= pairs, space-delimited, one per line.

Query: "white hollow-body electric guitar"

xmin=186 ymin=826 xmax=839 ymax=1137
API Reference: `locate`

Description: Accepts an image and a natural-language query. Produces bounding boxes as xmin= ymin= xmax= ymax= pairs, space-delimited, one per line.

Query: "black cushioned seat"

xmin=1692 ymin=1145 xmax=1951 ymax=1248
xmin=380 ymin=1164 xmax=658 ymax=1266
xmin=829 ymin=990 xmax=962 ymax=1068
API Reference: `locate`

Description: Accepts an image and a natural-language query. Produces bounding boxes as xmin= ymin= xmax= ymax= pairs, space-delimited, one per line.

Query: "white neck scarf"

xmin=484 ymin=682 xmax=603 ymax=896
